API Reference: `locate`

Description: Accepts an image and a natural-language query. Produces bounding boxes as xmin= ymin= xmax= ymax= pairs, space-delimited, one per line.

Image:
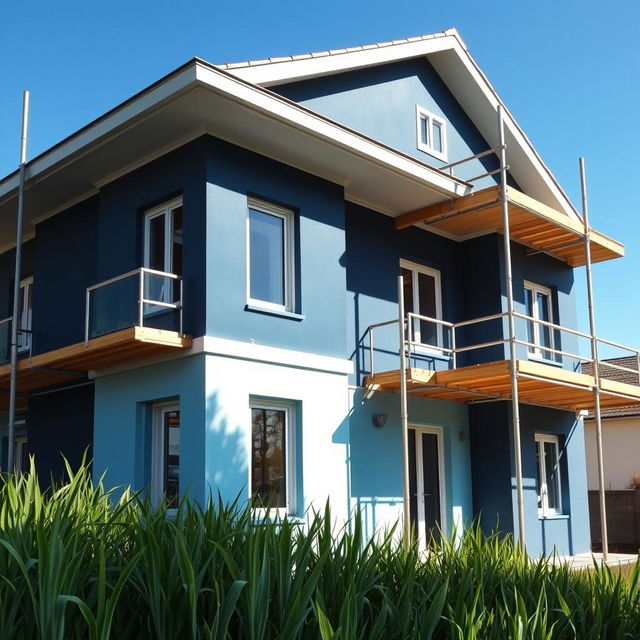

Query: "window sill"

xmin=528 ymin=355 xmax=563 ymax=368
xmin=538 ymin=513 xmax=569 ymax=521
xmin=245 ymin=304 xmax=305 ymax=321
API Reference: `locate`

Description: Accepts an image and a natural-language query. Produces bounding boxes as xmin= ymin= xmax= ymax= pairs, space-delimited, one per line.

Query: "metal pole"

xmin=7 ymin=91 xmax=29 ymax=475
xmin=579 ymin=157 xmax=608 ymax=560
xmin=397 ymin=275 xmax=411 ymax=548
xmin=498 ymin=105 xmax=526 ymax=552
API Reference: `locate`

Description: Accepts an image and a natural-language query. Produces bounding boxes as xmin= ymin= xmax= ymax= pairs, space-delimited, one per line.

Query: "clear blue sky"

xmin=1 ymin=0 xmax=638 ymax=353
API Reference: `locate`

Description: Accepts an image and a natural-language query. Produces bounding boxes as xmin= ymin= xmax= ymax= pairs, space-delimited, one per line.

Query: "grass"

xmin=0 ymin=460 xmax=638 ymax=638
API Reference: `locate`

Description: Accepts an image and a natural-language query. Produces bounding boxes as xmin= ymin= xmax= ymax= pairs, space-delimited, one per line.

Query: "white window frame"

xmin=249 ymin=399 xmax=296 ymax=517
xmin=143 ymin=197 xmax=183 ymax=305
xmin=246 ymin=198 xmax=296 ymax=313
xmin=151 ymin=401 xmax=180 ymax=508
xmin=409 ymin=424 xmax=447 ymax=549
xmin=17 ymin=276 xmax=33 ymax=354
xmin=13 ymin=435 xmax=27 ymax=475
xmin=400 ymin=259 xmax=444 ymax=352
xmin=535 ymin=433 xmax=563 ymax=516
xmin=416 ymin=105 xmax=447 ymax=161
xmin=524 ymin=281 xmax=555 ymax=361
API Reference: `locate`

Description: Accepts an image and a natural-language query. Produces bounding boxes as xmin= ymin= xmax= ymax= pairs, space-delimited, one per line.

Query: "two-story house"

xmin=1 ymin=30 xmax=637 ymax=557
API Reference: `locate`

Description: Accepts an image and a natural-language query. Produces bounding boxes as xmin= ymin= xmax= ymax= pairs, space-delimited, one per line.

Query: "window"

xmin=400 ymin=259 xmax=443 ymax=349
xmin=247 ymin=198 xmax=295 ymax=312
xmin=524 ymin=281 xmax=554 ymax=360
xmin=416 ymin=106 xmax=447 ymax=161
xmin=151 ymin=402 xmax=180 ymax=509
xmin=535 ymin=434 xmax=562 ymax=516
xmin=143 ymin=198 xmax=183 ymax=303
xmin=17 ymin=277 xmax=33 ymax=354
xmin=250 ymin=400 xmax=295 ymax=513
xmin=13 ymin=436 xmax=28 ymax=475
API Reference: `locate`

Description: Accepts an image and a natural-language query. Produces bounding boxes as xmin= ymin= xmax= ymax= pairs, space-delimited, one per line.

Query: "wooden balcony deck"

xmin=394 ymin=185 xmax=623 ymax=266
xmin=0 ymin=326 xmax=192 ymax=410
xmin=364 ymin=359 xmax=640 ymax=413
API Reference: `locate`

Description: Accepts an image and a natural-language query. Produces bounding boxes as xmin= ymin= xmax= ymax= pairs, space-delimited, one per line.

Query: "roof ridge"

xmin=216 ymin=29 xmax=458 ymax=71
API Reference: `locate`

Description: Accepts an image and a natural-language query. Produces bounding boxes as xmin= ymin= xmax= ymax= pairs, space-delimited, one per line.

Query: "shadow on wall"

xmin=204 ymin=390 xmax=248 ymax=506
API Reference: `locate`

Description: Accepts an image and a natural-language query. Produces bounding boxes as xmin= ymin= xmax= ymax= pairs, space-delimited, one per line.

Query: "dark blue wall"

xmin=204 ymin=136 xmax=347 ymax=358
xmin=98 ymin=137 xmax=208 ymax=338
xmin=32 ymin=198 xmax=98 ymax=354
xmin=27 ymin=383 xmax=94 ymax=486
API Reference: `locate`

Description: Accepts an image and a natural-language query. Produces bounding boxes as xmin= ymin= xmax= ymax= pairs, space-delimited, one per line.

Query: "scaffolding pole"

xmin=497 ymin=105 xmax=526 ymax=552
xmin=7 ymin=91 xmax=29 ymax=475
xmin=579 ymin=157 xmax=608 ymax=560
xmin=397 ymin=275 xmax=411 ymax=548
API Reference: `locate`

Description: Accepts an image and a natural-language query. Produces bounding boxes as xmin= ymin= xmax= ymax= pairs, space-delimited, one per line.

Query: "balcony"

xmin=0 ymin=268 xmax=192 ymax=409
xmin=364 ymin=311 xmax=640 ymax=413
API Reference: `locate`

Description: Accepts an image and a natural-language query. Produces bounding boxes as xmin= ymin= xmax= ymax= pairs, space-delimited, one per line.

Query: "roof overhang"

xmin=0 ymin=59 xmax=469 ymax=250
xmin=222 ymin=30 xmax=584 ymax=223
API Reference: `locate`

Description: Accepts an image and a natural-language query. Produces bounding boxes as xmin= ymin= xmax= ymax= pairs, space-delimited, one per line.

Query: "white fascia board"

xmin=226 ymin=34 xmax=459 ymax=87
xmin=0 ymin=65 xmax=199 ymax=205
xmin=194 ymin=63 xmax=468 ymax=198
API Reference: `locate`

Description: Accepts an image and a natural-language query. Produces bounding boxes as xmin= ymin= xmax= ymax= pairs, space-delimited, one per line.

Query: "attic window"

xmin=416 ymin=106 xmax=447 ymax=161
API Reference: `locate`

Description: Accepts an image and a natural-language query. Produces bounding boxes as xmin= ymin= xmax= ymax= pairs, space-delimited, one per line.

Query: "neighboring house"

xmin=582 ymin=357 xmax=640 ymax=490
xmin=0 ymin=29 xmax=636 ymax=557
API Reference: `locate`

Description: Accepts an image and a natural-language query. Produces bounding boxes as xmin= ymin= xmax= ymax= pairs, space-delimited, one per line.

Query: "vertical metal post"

xmin=580 ymin=157 xmax=608 ymax=560
xmin=7 ymin=91 xmax=30 ymax=474
xmin=398 ymin=275 xmax=411 ymax=548
xmin=179 ymin=277 xmax=184 ymax=336
xmin=498 ymin=105 xmax=526 ymax=551
xmin=138 ymin=269 xmax=144 ymax=328
xmin=85 ymin=288 xmax=91 ymax=345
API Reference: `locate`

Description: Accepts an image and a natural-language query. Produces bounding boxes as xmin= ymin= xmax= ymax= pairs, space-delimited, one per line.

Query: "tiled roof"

xmin=217 ymin=30 xmax=458 ymax=70
xmin=581 ymin=356 xmax=640 ymax=419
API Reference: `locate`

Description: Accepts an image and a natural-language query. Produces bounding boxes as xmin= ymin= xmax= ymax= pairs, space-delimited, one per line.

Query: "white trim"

xmin=90 ymin=335 xmax=353 ymax=379
xmin=151 ymin=401 xmax=180 ymax=507
xmin=535 ymin=433 xmax=563 ymax=516
xmin=409 ymin=424 xmax=447 ymax=547
xmin=415 ymin=105 xmax=447 ymax=161
xmin=249 ymin=399 xmax=296 ymax=516
xmin=246 ymin=198 xmax=296 ymax=313
xmin=17 ymin=276 xmax=33 ymax=354
xmin=400 ymin=258 xmax=444 ymax=351
xmin=523 ymin=280 xmax=555 ymax=360
xmin=13 ymin=435 xmax=27 ymax=475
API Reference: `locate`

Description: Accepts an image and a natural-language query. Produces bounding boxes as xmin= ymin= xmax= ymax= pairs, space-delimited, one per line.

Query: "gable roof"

xmin=219 ymin=29 xmax=582 ymax=223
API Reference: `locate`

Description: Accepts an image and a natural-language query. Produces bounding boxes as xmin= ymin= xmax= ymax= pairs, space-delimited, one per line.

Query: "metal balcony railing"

xmin=0 ymin=316 xmax=32 ymax=364
xmin=85 ymin=267 xmax=183 ymax=344
xmin=367 ymin=311 xmax=640 ymax=386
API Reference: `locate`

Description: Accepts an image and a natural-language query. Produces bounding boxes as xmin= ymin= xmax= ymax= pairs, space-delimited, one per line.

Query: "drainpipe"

xmin=398 ymin=275 xmax=411 ymax=548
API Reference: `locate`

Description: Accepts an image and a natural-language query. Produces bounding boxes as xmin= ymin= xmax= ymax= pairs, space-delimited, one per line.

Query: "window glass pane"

xmin=537 ymin=291 xmax=552 ymax=356
xmin=535 ymin=441 xmax=542 ymax=510
xmin=172 ymin=206 xmax=183 ymax=302
xmin=420 ymin=115 xmax=429 ymax=146
xmin=251 ymin=408 xmax=286 ymax=508
xmin=17 ymin=281 xmax=32 ymax=352
xmin=418 ymin=272 xmax=438 ymax=346
xmin=432 ymin=121 xmax=443 ymax=153
xmin=249 ymin=209 xmax=285 ymax=306
xmin=401 ymin=267 xmax=416 ymax=341
xmin=148 ymin=214 xmax=166 ymax=272
xmin=525 ymin=288 xmax=535 ymax=352
xmin=164 ymin=410 xmax=180 ymax=508
xmin=544 ymin=441 xmax=560 ymax=511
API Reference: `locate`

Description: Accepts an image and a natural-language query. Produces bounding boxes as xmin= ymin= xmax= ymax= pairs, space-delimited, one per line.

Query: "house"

xmin=582 ymin=357 xmax=640 ymax=491
xmin=0 ymin=29 xmax=637 ymax=557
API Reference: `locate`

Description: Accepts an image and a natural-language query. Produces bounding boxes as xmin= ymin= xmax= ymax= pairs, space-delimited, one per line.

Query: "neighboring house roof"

xmin=582 ymin=357 xmax=640 ymax=418
xmin=219 ymin=29 xmax=582 ymax=223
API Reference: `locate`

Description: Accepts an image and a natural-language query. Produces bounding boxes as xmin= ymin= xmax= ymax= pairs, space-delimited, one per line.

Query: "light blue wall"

xmin=93 ymin=355 xmax=206 ymax=502
xmin=349 ymin=388 xmax=472 ymax=539
xmin=204 ymin=137 xmax=347 ymax=358
xmin=274 ymin=59 xmax=512 ymax=188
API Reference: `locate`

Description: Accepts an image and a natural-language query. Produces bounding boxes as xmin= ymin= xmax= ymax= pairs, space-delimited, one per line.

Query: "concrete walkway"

xmin=552 ymin=552 xmax=638 ymax=570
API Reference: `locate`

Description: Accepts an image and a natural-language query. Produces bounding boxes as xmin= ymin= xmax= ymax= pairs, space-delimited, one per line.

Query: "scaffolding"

xmin=366 ymin=107 xmax=637 ymax=559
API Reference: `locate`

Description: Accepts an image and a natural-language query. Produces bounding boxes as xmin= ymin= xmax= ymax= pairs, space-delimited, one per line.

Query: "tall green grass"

xmin=0 ymin=460 xmax=638 ymax=638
